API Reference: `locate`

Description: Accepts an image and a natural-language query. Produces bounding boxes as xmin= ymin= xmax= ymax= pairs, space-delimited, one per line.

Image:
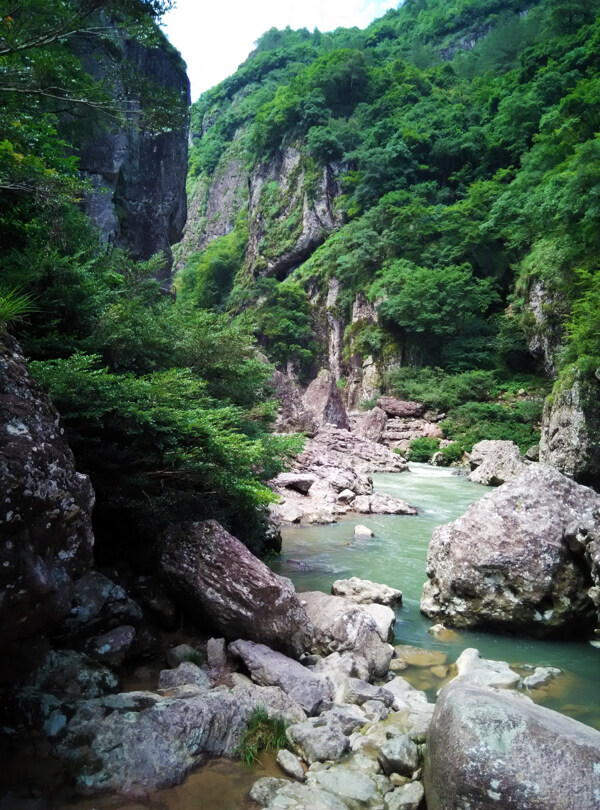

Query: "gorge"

xmin=1 ymin=0 xmax=600 ymax=808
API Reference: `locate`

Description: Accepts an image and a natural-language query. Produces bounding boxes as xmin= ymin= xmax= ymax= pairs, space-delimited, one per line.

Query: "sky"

xmin=162 ymin=0 xmax=399 ymax=101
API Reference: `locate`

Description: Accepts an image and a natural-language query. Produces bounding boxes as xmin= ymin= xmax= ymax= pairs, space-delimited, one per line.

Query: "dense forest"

xmin=2 ymin=0 xmax=600 ymax=558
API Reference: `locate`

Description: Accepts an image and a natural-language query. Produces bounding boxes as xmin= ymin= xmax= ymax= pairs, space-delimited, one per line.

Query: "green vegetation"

xmin=237 ymin=708 xmax=288 ymax=767
xmin=408 ymin=437 xmax=441 ymax=462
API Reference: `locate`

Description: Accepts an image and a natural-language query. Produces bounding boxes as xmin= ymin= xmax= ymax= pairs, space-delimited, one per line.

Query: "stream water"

xmin=271 ymin=463 xmax=600 ymax=729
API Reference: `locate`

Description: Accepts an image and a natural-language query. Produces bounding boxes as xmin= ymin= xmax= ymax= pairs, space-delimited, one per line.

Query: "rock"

xmin=467 ymin=440 xmax=528 ymax=486
xmin=286 ymin=714 xmax=350 ymax=764
xmin=132 ymin=576 xmax=178 ymax=630
xmin=362 ymin=699 xmax=391 ymax=722
xmin=353 ymin=524 xmax=375 ymax=538
xmin=427 ymin=623 xmax=460 ymax=642
xmin=253 ymin=779 xmax=348 ymax=810
xmin=525 ymin=444 xmax=540 ymax=462
xmin=332 ymin=577 xmax=402 ymax=607
xmin=308 ymin=508 xmax=336 ymax=525
xmin=301 ymin=591 xmax=393 ymax=678
xmin=0 ymin=334 xmax=95 ymax=646
xmin=206 ymin=638 xmax=227 ymax=670
xmin=382 ymin=677 xmax=428 ymax=712
xmin=385 ymin=781 xmax=425 ymax=810
xmin=307 ymin=765 xmax=386 ymax=809
xmin=299 ymin=425 xmax=408 ymax=476
xmin=276 ymin=748 xmax=306 ymax=782
xmin=430 ymin=665 xmax=449 ymax=679
xmin=158 ymin=662 xmax=211 ymax=691
xmin=362 ymin=603 xmax=396 ymax=642
xmin=521 ymin=666 xmax=561 ymax=690
xmin=302 ymin=370 xmax=351 ymax=431
xmin=378 ymin=398 xmax=426 ymax=418
xmin=271 ymin=370 xmax=319 ymax=436
xmin=323 ymin=704 xmax=367 ymax=734
xmin=393 ymin=646 xmax=447 ymax=668
xmin=84 ymin=625 xmax=137 ymax=668
xmin=540 ymin=375 xmax=600 ymax=489
xmin=160 ymin=520 xmax=312 ymax=657
xmin=250 ymin=777 xmax=289 ymax=807
xmin=276 ymin=502 xmax=304 ymax=524
xmin=57 ymin=570 xmax=143 ymax=643
xmin=337 ymin=488 xmax=356 ymax=504
xmin=272 ymin=472 xmax=318 ymax=494
xmin=75 ymin=27 xmax=190 ymax=282
xmin=345 ymin=678 xmax=394 ymax=708
xmin=59 ymin=684 xmax=306 ymax=796
xmin=454 ymin=648 xmax=521 ymax=689
xmin=311 ymin=651 xmax=370 ymax=703
xmin=378 ymin=734 xmax=420 ymax=777
xmin=166 ymin=644 xmax=202 ymax=668
xmin=228 ymin=640 xmax=331 ymax=715
xmin=389 ymin=659 xmax=409 ymax=672
xmin=424 ymin=680 xmax=600 ymax=810
xmin=421 ymin=466 xmax=600 ymax=637
xmin=353 ymin=407 xmax=388 ymax=442
xmin=353 ymin=493 xmax=417 ymax=516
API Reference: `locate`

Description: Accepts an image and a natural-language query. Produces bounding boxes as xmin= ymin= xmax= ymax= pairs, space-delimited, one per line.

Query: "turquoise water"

xmin=272 ymin=463 xmax=600 ymax=729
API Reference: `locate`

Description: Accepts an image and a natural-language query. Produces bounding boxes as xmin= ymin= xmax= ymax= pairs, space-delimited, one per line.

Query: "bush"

xmin=237 ymin=708 xmax=287 ymax=766
xmin=441 ymin=400 xmax=542 ymax=453
xmin=408 ymin=437 xmax=440 ymax=462
xmin=439 ymin=441 xmax=465 ymax=464
xmin=388 ymin=367 xmax=496 ymax=412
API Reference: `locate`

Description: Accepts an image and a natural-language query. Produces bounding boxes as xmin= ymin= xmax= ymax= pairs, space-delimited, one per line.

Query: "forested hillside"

xmin=179 ymin=0 xmax=600 ymax=479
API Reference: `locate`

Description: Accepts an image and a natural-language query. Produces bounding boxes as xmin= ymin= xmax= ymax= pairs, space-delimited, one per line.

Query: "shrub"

xmin=439 ymin=441 xmax=465 ymax=464
xmin=408 ymin=437 xmax=440 ymax=462
xmin=237 ymin=708 xmax=287 ymax=766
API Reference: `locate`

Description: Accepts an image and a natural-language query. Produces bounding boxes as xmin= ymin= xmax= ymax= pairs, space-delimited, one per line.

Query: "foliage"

xmin=0 ymin=287 xmax=36 ymax=326
xmin=441 ymin=400 xmax=543 ymax=452
xmin=388 ymin=367 xmax=497 ymax=412
xmin=237 ymin=708 xmax=287 ymax=767
xmin=408 ymin=437 xmax=440 ymax=462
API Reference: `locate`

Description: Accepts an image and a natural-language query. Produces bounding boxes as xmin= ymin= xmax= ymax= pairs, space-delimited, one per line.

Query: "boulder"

xmin=160 ymin=520 xmax=312 ymax=657
xmin=307 ymin=764 xmax=389 ymax=808
xmin=84 ymin=625 xmax=137 ymax=668
xmin=286 ymin=714 xmax=350 ymax=764
xmin=300 ymin=591 xmax=393 ymax=678
xmin=332 ymin=577 xmax=402 ymax=607
xmin=299 ymin=425 xmax=407 ymax=476
xmin=378 ymin=734 xmax=420 ymax=777
xmin=353 ymin=493 xmax=417 ymax=516
xmin=345 ymin=678 xmax=394 ymax=708
xmin=393 ymin=646 xmax=447 ymax=668
xmin=521 ymin=666 xmax=561 ymax=690
xmin=421 ymin=466 xmax=600 ymax=637
xmin=251 ymin=777 xmax=348 ymax=810
xmin=276 ymin=748 xmax=305 ymax=782
xmin=424 ymin=680 xmax=600 ymax=810
xmin=310 ymin=651 xmax=370 ymax=703
xmin=158 ymin=662 xmax=211 ymax=691
xmin=352 ymin=407 xmax=388 ymax=442
xmin=132 ymin=575 xmax=178 ymax=630
xmin=338 ymin=488 xmax=356 ymax=503
xmin=362 ymin=603 xmax=396 ymax=642
xmin=302 ymin=370 xmax=350 ymax=431
xmin=454 ymin=648 xmax=521 ymax=689
xmin=58 ymin=683 xmax=306 ymax=796
xmin=377 ymin=398 xmax=426 ymax=418
xmin=272 ymin=472 xmax=318 ymax=494
xmin=271 ymin=369 xmax=319 ymax=436
xmin=385 ymin=781 xmax=425 ymax=810
xmin=228 ymin=639 xmax=331 ymax=715
xmin=0 ymin=334 xmax=95 ymax=646
xmin=353 ymin=524 xmax=374 ymax=538
xmin=467 ymin=440 xmax=528 ymax=486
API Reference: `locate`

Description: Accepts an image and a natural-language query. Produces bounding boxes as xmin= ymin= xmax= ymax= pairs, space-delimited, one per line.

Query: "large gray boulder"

xmin=228 ymin=639 xmax=331 ymax=715
xmin=467 ymin=440 xmax=528 ymax=486
xmin=300 ymin=591 xmax=393 ymax=678
xmin=302 ymin=370 xmax=350 ymax=431
xmin=424 ymin=680 xmax=600 ymax=810
xmin=421 ymin=466 xmax=600 ymax=637
xmin=58 ymin=684 xmax=306 ymax=796
xmin=160 ymin=520 xmax=312 ymax=657
xmin=0 ymin=335 xmax=95 ymax=647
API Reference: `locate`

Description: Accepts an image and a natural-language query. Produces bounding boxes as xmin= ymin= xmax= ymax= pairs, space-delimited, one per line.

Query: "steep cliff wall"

xmin=73 ymin=26 xmax=190 ymax=286
xmin=0 ymin=335 xmax=95 ymax=648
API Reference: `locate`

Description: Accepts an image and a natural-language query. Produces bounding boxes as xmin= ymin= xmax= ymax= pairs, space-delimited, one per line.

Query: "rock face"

xmin=74 ymin=23 xmax=190 ymax=284
xmin=540 ymin=376 xmax=600 ymax=489
xmin=424 ymin=680 xmax=600 ymax=810
xmin=159 ymin=520 xmax=312 ymax=657
xmin=302 ymin=370 xmax=350 ymax=431
xmin=421 ymin=466 xmax=600 ymax=637
xmin=0 ymin=335 xmax=95 ymax=647
xmin=467 ymin=440 xmax=528 ymax=486
xmin=271 ymin=369 xmax=319 ymax=436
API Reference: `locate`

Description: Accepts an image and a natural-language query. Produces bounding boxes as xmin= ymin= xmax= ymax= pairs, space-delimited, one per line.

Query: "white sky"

xmin=162 ymin=0 xmax=399 ymax=100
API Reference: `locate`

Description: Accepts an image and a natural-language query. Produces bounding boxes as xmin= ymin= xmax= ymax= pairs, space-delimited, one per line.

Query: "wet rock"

xmin=277 ymin=749 xmax=305 ymax=782
xmin=301 ymin=591 xmax=393 ymax=678
xmin=385 ymin=781 xmax=425 ymax=810
xmin=228 ymin=639 xmax=331 ymax=715
xmin=157 ymin=662 xmax=211 ymax=691
xmin=454 ymin=648 xmax=521 ymax=689
xmin=467 ymin=440 xmax=528 ymax=486
xmin=84 ymin=625 xmax=137 ymax=668
xmin=353 ymin=524 xmax=374 ymax=538
xmin=424 ymin=680 xmax=600 ymax=810
xmin=393 ymin=646 xmax=447 ymax=668
xmin=286 ymin=714 xmax=350 ymax=764
xmin=430 ymin=665 xmax=449 ymax=679
xmin=521 ymin=666 xmax=561 ymax=690
xmin=160 ymin=520 xmax=312 ymax=657
xmin=0 ymin=334 xmax=95 ymax=646
xmin=421 ymin=466 xmax=600 ymax=637
xmin=59 ymin=684 xmax=306 ymax=796
xmin=332 ymin=578 xmax=402 ymax=607
xmin=377 ymin=398 xmax=426 ymax=419
xmin=353 ymin=492 xmax=417 ymax=516
xmin=378 ymin=734 xmax=419 ymax=777
xmin=427 ymin=623 xmax=460 ymax=642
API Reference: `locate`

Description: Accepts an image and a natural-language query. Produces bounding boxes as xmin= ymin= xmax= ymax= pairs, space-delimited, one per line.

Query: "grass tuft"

xmin=237 ymin=707 xmax=287 ymax=767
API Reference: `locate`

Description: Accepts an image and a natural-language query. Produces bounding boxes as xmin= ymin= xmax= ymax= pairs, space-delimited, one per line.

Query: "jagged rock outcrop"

xmin=424 ymin=681 xmax=600 ymax=810
xmin=467 ymin=439 xmax=529 ymax=486
xmin=159 ymin=520 xmax=313 ymax=657
xmin=421 ymin=466 xmax=600 ymax=637
xmin=302 ymin=370 xmax=350 ymax=431
xmin=0 ymin=334 xmax=95 ymax=648
xmin=74 ymin=24 xmax=190 ymax=284
xmin=540 ymin=375 xmax=600 ymax=488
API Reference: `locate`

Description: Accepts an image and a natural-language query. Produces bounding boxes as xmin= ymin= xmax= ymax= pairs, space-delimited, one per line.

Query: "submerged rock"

xmin=424 ymin=680 xmax=600 ymax=810
xmin=421 ymin=466 xmax=600 ymax=637
xmin=160 ymin=520 xmax=312 ymax=658
xmin=332 ymin=578 xmax=402 ymax=607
